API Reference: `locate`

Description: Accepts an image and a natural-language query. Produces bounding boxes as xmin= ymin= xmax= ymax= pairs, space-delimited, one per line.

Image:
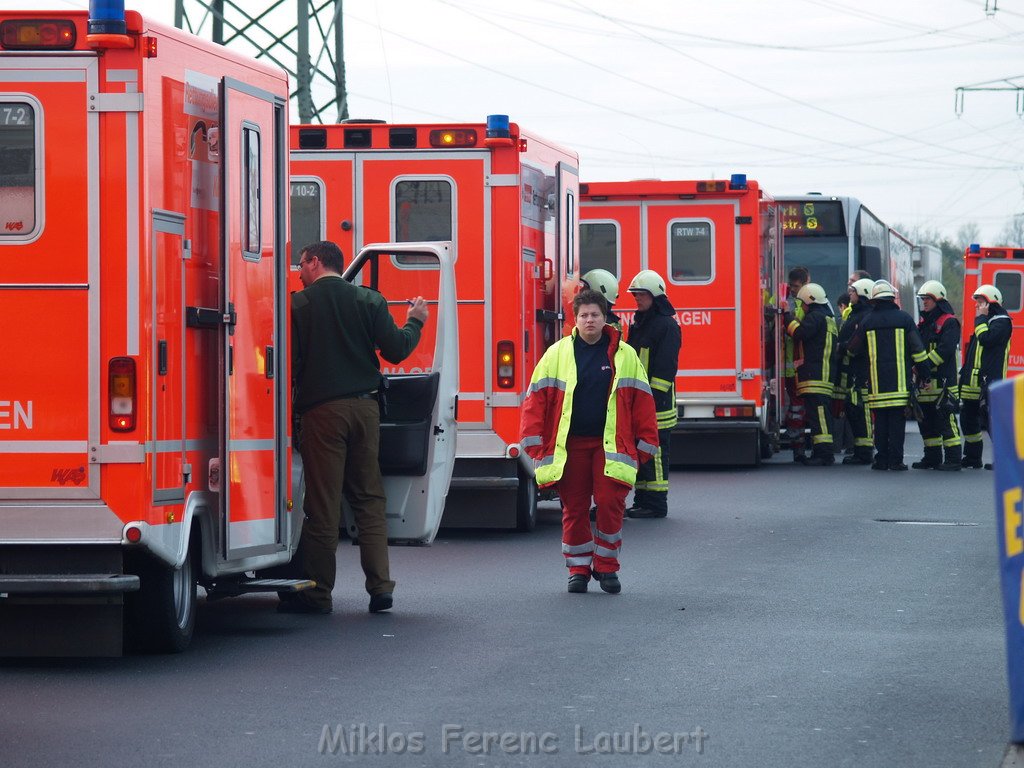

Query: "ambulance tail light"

xmin=108 ymin=357 xmax=137 ymax=432
xmin=429 ymin=129 xmax=478 ymax=148
xmin=696 ymin=180 xmax=727 ymax=193
xmin=497 ymin=341 xmax=515 ymax=389
xmin=714 ymin=405 xmax=754 ymax=418
xmin=0 ymin=19 xmax=76 ymax=49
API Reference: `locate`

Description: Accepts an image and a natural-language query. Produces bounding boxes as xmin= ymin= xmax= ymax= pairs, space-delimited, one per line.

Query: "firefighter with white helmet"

xmin=783 ymin=267 xmax=811 ymax=462
xmin=581 ymin=268 xmax=622 ymax=331
xmin=847 ymin=280 xmax=930 ymax=470
xmin=624 ymin=269 xmax=681 ymax=518
xmin=958 ymin=284 xmax=1012 ymax=469
xmin=912 ymin=280 xmax=963 ymax=471
xmin=835 ymin=278 xmax=876 ymax=464
xmin=784 ymin=282 xmax=839 ymax=465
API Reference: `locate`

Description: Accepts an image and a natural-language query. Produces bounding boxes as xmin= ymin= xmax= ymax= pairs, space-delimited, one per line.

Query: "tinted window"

xmin=580 ymin=222 xmax=618 ymax=277
xmin=669 ymin=220 xmax=712 ymax=282
xmin=290 ymin=179 xmax=322 ymax=266
xmin=995 ymin=271 xmax=1023 ymax=312
xmin=0 ymin=102 xmax=36 ymax=236
xmin=242 ymin=126 xmax=261 ymax=257
xmin=395 ymin=180 xmax=452 ymax=242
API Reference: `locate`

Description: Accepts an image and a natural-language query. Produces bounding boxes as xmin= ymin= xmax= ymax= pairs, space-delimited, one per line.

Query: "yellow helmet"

xmin=870 ymin=280 xmax=897 ymax=300
xmin=973 ymin=284 xmax=1003 ymax=304
xmin=916 ymin=280 xmax=946 ymax=301
xmin=796 ymin=282 xmax=828 ymax=305
xmin=850 ymin=278 xmax=874 ymax=299
xmin=581 ymin=269 xmax=619 ymax=303
xmin=627 ymin=269 xmax=666 ymax=298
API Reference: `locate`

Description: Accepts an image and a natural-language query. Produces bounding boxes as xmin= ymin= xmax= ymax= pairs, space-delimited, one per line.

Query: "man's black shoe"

xmin=568 ymin=574 xmax=589 ymax=594
xmin=593 ymin=571 xmax=621 ymax=594
xmin=889 ymin=463 xmax=909 ymax=471
xmin=842 ymin=455 xmax=872 ymax=465
xmin=911 ymin=460 xmax=938 ymax=469
xmin=870 ymin=462 xmax=888 ymax=471
xmin=935 ymin=461 xmax=962 ymax=472
xmin=962 ymin=457 xmax=983 ymax=469
xmin=804 ymin=455 xmax=835 ymax=467
xmin=985 ymin=463 xmax=994 ymax=470
xmin=277 ymin=599 xmax=332 ymax=615
xmin=626 ymin=506 xmax=666 ymax=519
xmin=368 ymin=592 xmax=393 ymax=613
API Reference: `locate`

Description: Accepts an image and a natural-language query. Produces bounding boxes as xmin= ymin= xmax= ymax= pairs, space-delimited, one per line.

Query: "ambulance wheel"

xmin=125 ymin=548 xmax=197 ymax=654
xmin=516 ymin=469 xmax=538 ymax=532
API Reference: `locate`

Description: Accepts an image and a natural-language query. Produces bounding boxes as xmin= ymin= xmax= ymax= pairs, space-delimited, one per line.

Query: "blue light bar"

xmin=89 ymin=0 xmax=126 ymax=35
xmin=729 ymin=173 xmax=748 ymax=190
xmin=969 ymin=243 xmax=981 ymax=254
xmin=486 ymin=114 xmax=510 ymax=139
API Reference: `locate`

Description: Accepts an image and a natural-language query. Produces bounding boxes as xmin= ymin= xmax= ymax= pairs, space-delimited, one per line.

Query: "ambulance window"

xmin=566 ymin=190 xmax=576 ymax=276
xmin=580 ymin=222 xmax=619 ymax=277
xmin=393 ymin=179 xmax=451 ymax=267
xmin=995 ymin=271 xmax=1022 ymax=312
xmin=668 ymin=219 xmax=713 ymax=283
xmin=242 ymin=125 xmax=261 ymax=258
xmin=0 ymin=102 xmax=37 ymax=238
xmin=290 ymin=178 xmax=323 ymax=267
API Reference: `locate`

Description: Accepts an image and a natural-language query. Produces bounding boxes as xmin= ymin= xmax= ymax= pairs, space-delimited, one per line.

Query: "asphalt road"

xmin=2 ymin=430 xmax=1010 ymax=768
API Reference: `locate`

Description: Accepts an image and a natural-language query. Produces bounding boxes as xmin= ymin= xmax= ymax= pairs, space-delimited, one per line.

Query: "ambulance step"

xmin=204 ymin=578 xmax=315 ymax=600
xmin=0 ymin=573 xmax=140 ymax=595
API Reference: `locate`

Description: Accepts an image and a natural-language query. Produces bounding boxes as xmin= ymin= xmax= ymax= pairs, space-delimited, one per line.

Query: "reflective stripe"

xmin=947 ymin=414 xmax=961 ymax=441
xmin=0 ymin=440 xmax=88 ymax=453
xmin=637 ymin=439 xmax=658 ymax=455
xmin=529 ymin=377 xmax=566 ymax=395
xmin=868 ymin=330 xmax=879 ymax=394
xmin=928 ymin=350 xmax=944 ymax=365
xmin=606 ymin=451 xmax=636 ymax=470
xmin=650 ymin=376 xmax=673 ymax=392
xmin=635 ymin=480 xmax=670 ymax=491
xmin=854 ymin=438 xmax=874 ymax=447
xmin=595 ymin=527 xmax=622 ymax=544
xmin=975 ymin=322 xmax=989 ymax=336
xmin=595 ymin=545 xmax=620 ymax=559
xmin=521 ymin=435 xmax=543 ymax=448
xmin=538 ymin=455 xmax=556 ymax=468
xmin=922 ymin=437 xmax=943 ymax=447
xmin=562 ymin=541 xmax=595 ymax=555
xmin=565 ymin=555 xmax=593 ymax=567
xmin=618 ymin=377 xmax=653 ymax=395
xmin=895 ymin=328 xmax=907 ymax=394
xmin=964 ymin=432 xmax=984 ymax=443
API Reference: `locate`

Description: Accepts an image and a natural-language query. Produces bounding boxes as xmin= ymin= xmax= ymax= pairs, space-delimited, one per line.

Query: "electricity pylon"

xmin=173 ymin=0 xmax=347 ymax=123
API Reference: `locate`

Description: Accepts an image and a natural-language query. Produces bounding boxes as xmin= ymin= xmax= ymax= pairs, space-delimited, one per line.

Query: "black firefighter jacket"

xmin=627 ymin=294 xmax=681 ymax=431
xmin=785 ymin=302 xmax=838 ymax=397
xmin=917 ymin=300 xmax=961 ymax=402
xmin=959 ymin=303 xmax=1012 ymax=400
xmin=836 ymin=299 xmax=871 ymax=393
xmin=848 ymin=300 xmax=929 ymax=409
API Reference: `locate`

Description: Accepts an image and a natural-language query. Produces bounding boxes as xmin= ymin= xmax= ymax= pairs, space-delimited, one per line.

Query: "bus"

xmin=777 ymin=195 xmax=916 ymax=313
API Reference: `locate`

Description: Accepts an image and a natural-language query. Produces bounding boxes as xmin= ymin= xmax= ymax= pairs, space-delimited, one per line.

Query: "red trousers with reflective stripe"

xmin=558 ymin=435 xmax=629 ymax=576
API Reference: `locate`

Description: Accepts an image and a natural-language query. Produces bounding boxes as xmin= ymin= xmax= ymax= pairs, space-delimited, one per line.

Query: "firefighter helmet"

xmin=850 ymin=278 xmax=874 ymax=299
xmin=796 ymin=282 xmax=828 ymax=305
xmin=870 ymin=280 xmax=897 ymax=300
xmin=581 ymin=269 xmax=619 ymax=303
xmin=973 ymin=284 xmax=1003 ymax=304
xmin=627 ymin=269 xmax=666 ymax=298
xmin=916 ymin=280 xmax=946 ymax=301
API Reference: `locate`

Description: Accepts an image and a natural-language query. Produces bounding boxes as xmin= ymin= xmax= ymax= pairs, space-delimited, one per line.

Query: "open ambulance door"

xmin=219 ymin=78 xmax=289 ymax=560
xmin=341 ymin=242 xmax=459 ymax=545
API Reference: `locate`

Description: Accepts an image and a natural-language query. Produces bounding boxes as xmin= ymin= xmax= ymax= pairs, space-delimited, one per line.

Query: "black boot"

xmin=936 ymin=444 xmax=962 ymax=472
xmin=912 ymin=446 xmax=942 ymax=470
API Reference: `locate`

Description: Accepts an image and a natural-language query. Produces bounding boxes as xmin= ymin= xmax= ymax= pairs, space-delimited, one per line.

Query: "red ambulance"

xmin=289 ymin=116 xmax=580 ymax=530
xmin=0 ymin=4 xmax=299 ymax=656
xmin=580 ymin=176 xmax=785 ymax=465
xmin=962 ymin=244 xmax=1024 ymax=378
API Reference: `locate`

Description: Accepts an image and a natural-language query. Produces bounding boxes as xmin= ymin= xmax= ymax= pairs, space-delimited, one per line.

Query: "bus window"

xmin=995 ymin=271 xmax=1023 ymax=312
xmin=289 ymin=178 xmax=324 ymax=266
xmin=668 ymin=219 xmax=713 ymax=283
xmin=0 ymin=101 xmax=37 ymax=239
xmin=393 ymin=179 xmax=452 ymax=267
xmin=579 ymin=221 xmax=619 ymax=278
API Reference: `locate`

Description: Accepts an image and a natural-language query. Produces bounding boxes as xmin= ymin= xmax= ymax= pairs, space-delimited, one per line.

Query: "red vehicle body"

xmin=579 ymin=176 xmax=784 ymax=465
xmin=962 ymin=245 xmax=1024 ymax=378
xmin=289 ymin=116 xmax=580 ymax=529
xmin=0 ymin=8 xmax=296 ymax=655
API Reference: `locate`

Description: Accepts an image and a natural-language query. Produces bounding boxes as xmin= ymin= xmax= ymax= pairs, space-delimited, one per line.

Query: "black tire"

xmin=515 ymin=469 xmax=538 ymax=532
xmin=124 ymin=546 xmax=197 ymax=654
xmin=759 ymin=431 xmax=774 ymax=461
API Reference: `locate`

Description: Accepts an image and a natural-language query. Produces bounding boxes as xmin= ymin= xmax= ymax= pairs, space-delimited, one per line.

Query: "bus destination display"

xmin=779 ymin=201 xmax=845 ymax=237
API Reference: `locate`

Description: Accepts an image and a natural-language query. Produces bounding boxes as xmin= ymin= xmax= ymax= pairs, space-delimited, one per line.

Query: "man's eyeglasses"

xmin=299 ymin=255 xmax=315 ymax=266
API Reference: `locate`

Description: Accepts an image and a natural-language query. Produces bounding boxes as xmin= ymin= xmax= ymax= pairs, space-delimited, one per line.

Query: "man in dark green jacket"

xmin=285 ymin=240 xmax=428 ymax=615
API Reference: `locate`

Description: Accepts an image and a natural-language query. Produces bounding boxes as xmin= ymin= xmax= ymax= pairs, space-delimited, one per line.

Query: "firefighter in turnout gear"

xmin=784 ymin=267 xmax=811 ymax=461
xmin=849 ymin=280 xmax=930 ymax=471
xmin=624 ymin=270 xmax=681 ymax=519
xmin=785 ymin=283 xmax=839 ymax=466
xmin=912 ymin=280 xmax=963 ymax=471
xmin=836 ymin=278 xmax=875 ymax=465
xmin=958 ymin=284 xmax=1013 ymax=469
xmin=581 ymin=269 xmax=623 ymax=332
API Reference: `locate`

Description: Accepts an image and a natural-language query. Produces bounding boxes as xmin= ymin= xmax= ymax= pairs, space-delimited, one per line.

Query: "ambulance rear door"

xmin=0 ymin=57 xmax=100 ymax=504
xmin=644 ymin=199 xmax=743 ymax=398
xmin=341 ymin=242 xmax=458 ymax=545
xmin=289 ymin=150 xmax=355 ymax=291
xmin=219 ymin=77 xmax=288 ymax=559
xmin=982 ymin=259 xmax=1024 ymax=377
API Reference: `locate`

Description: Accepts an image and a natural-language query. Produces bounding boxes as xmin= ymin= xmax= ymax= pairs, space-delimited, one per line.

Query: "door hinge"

xmin=89 ymin=92 xmax=144 ymax=112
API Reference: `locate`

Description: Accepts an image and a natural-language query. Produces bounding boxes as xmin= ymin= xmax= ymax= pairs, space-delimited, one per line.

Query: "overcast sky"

xmin=8 ymin=0 xmax=1024 ymax=243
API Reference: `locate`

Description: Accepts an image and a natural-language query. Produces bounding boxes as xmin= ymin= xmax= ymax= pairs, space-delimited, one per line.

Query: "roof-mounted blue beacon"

xmin=730 ymin=173 xmax=748 ymax=191
xmin=89 ymin=0 xmax=127 ymax=35
xmin=486 ymin=114 xmax=510 ymax=139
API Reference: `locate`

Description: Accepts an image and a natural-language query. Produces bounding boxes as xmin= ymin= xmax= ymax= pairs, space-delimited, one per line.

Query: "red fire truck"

xmin=580 ymin=176 xmax=785 ymax=465
xmin=962 ymin=244 xmax=1024 ymax=378
xmin=289 ymin=116 xmax=579 ymax=530
xmin=0 ymin=4 xmax=299 ymax=656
